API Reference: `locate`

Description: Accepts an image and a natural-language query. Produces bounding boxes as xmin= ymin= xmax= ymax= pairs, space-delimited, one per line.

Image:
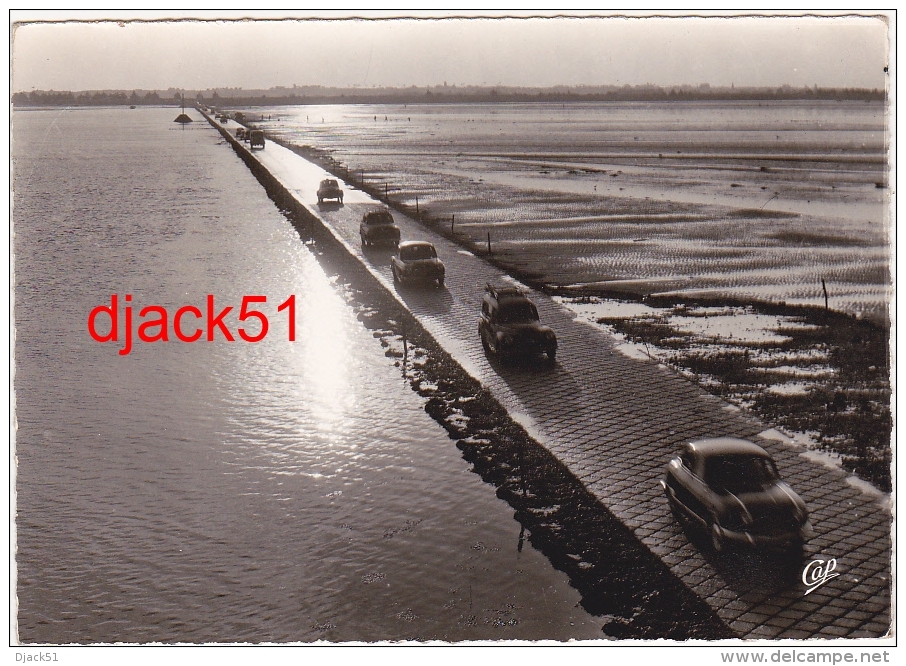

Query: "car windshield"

xmin=400 ymin=244 xmax=436 ymax=260
xmin=365 ymin=212 xmax=394 ymax=226
xmin=496 ymin=300 xmax=539 ymax=324
xmin=322 ymin=180 xmax=338 ymax=187
xmin=704 ymin=455 xmax=779 ymax=494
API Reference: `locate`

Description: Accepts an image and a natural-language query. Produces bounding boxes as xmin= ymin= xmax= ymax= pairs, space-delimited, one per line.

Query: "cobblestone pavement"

xmin=211 ymin=116 xmax=892 ymax=639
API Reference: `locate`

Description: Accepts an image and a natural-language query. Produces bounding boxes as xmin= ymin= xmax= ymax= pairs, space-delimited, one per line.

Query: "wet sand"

xmin=254 ymin=100 xmax=889 ymax=323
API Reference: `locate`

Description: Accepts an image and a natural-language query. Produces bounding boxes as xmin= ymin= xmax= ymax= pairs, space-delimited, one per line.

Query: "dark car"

xmin=250 ymin=129 xmax=265 ymax=149
xmin=317 ymin=178 xmax=344 ymax=204
xmin=359 ymin=209 xmax=400 ymax=248
xmin=479 ymin=283 xmax=557 ymax=363
xmin=236 ymin=127 xmax=247 ymax=140
xmin=662 ymin=438 xmax=811 ymax=553
xmin=391 ymin=241 xmax=445 ymax=287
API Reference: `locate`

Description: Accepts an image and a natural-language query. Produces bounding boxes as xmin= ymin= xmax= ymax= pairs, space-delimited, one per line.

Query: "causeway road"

xmin=210 ymin=114 xmax=892 ymax=639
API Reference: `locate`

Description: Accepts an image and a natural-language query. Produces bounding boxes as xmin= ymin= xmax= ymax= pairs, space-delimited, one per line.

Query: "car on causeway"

xmin=359 ymin=208 xmax=400 ymax=248
xmin=317 ymin=178 xmax=344 ymax=204
xmin=479 ymin=283 xmax=557 ymax=363
xmin=249 ymin=129 xmax=265 ymax=149
xmin=662 ymin=437 xmax=812 ymax=554
xmin=391 ymin=241 xmax=445 ymax=287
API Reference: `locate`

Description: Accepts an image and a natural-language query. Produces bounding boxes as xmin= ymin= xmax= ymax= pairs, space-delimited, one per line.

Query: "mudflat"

xmin=250 ymin=99 xmax=891 ymax=491
xmin=259 ymin=100 xmax=889 ymax=323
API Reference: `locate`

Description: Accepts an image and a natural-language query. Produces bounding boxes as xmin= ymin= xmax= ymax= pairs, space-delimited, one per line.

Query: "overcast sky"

xmin=10 ymin=11 xmax=891 ymax=92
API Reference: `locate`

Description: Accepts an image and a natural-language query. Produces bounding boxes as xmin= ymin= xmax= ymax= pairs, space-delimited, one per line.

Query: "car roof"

xmin=493 ymin=293 xmax=533 ymax=307
xmin=687 ymin=438 xmax=771 ymax=458
xmin=485 ymin=283 xmax=530 ymax=302
xmin=497 ymin=296 xmax=534 ymax=308
xmin=399 ymin=241 xmax=435 ymax=249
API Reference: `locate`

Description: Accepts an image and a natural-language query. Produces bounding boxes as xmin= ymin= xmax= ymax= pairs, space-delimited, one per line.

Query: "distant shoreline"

xmin=11 ymin=84 xmax=886 ymax=108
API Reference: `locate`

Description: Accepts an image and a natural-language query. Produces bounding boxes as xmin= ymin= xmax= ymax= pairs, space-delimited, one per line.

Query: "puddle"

xmin=558 ymin=297 xmax=813 ymax=345
xmin=667 ymin=313 xmax=793 ymax=344
xmin=556 ymin=298 xmax=661 ymax=320
xmin=765 ymin=382 xmax=813 ymax=396
xmin=755 ymin=365 xmax=835 ymax=379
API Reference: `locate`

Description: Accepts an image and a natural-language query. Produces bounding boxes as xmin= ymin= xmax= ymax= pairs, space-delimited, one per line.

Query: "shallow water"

xmin=12 ymin=106 xmax=602 ymax=643
xmin=253 ymin=100 xmax=890 ymax=322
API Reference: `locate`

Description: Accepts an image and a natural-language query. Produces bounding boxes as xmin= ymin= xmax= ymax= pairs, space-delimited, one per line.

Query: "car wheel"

xmin=480 ymin=328 xmax=492 ymax=353
xmin=710 ymin=519 xmax=726 ymax=553
xmin=786 ymin=541 xmax=805 ymax=563
xmin=547 ymin=349 xmax=556 ymax=363
xmin=437 ymin=277 xmax=444 ymax=288
xmin=318 ymin=197 xmax=323 ymax=204
xmin=392 ymin=266 xmax=400 ymax=284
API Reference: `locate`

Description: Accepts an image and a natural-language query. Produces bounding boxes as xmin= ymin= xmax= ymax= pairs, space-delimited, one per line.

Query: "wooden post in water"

xmin=822 ymin=278 xmax=829 ymax=311
xmin=385 ymin=183 xmax=388 ymax=201
xmin=451 ymin=214 xmax=455 ymax=235
xmin=487 ymin=232 xmax=492 ymax=255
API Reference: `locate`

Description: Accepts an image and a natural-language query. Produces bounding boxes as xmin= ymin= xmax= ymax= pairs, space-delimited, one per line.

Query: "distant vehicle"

xmin=479 ymin=284 xmax=557 ymax=363
xmin=662 ymin=438 xmax=812 ymax=554
xmin=249 ymin=130 xmax=265 ymax=149
xmin=391 ymin=241 xmax=445 ymax=287
xmin=236 ymin=127 xmax=247 ymax=140
xmin=359 ymin=209 xmax=400 ymax=248
xmin=317 ymin=178 xmax=344 ymax=204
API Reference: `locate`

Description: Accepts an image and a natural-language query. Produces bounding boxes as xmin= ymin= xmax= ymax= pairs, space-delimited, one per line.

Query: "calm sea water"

xmin=260 ymin=99 xmax=885 ymax=154
xmin=13 ymin=106 xmax=601 ymax=643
